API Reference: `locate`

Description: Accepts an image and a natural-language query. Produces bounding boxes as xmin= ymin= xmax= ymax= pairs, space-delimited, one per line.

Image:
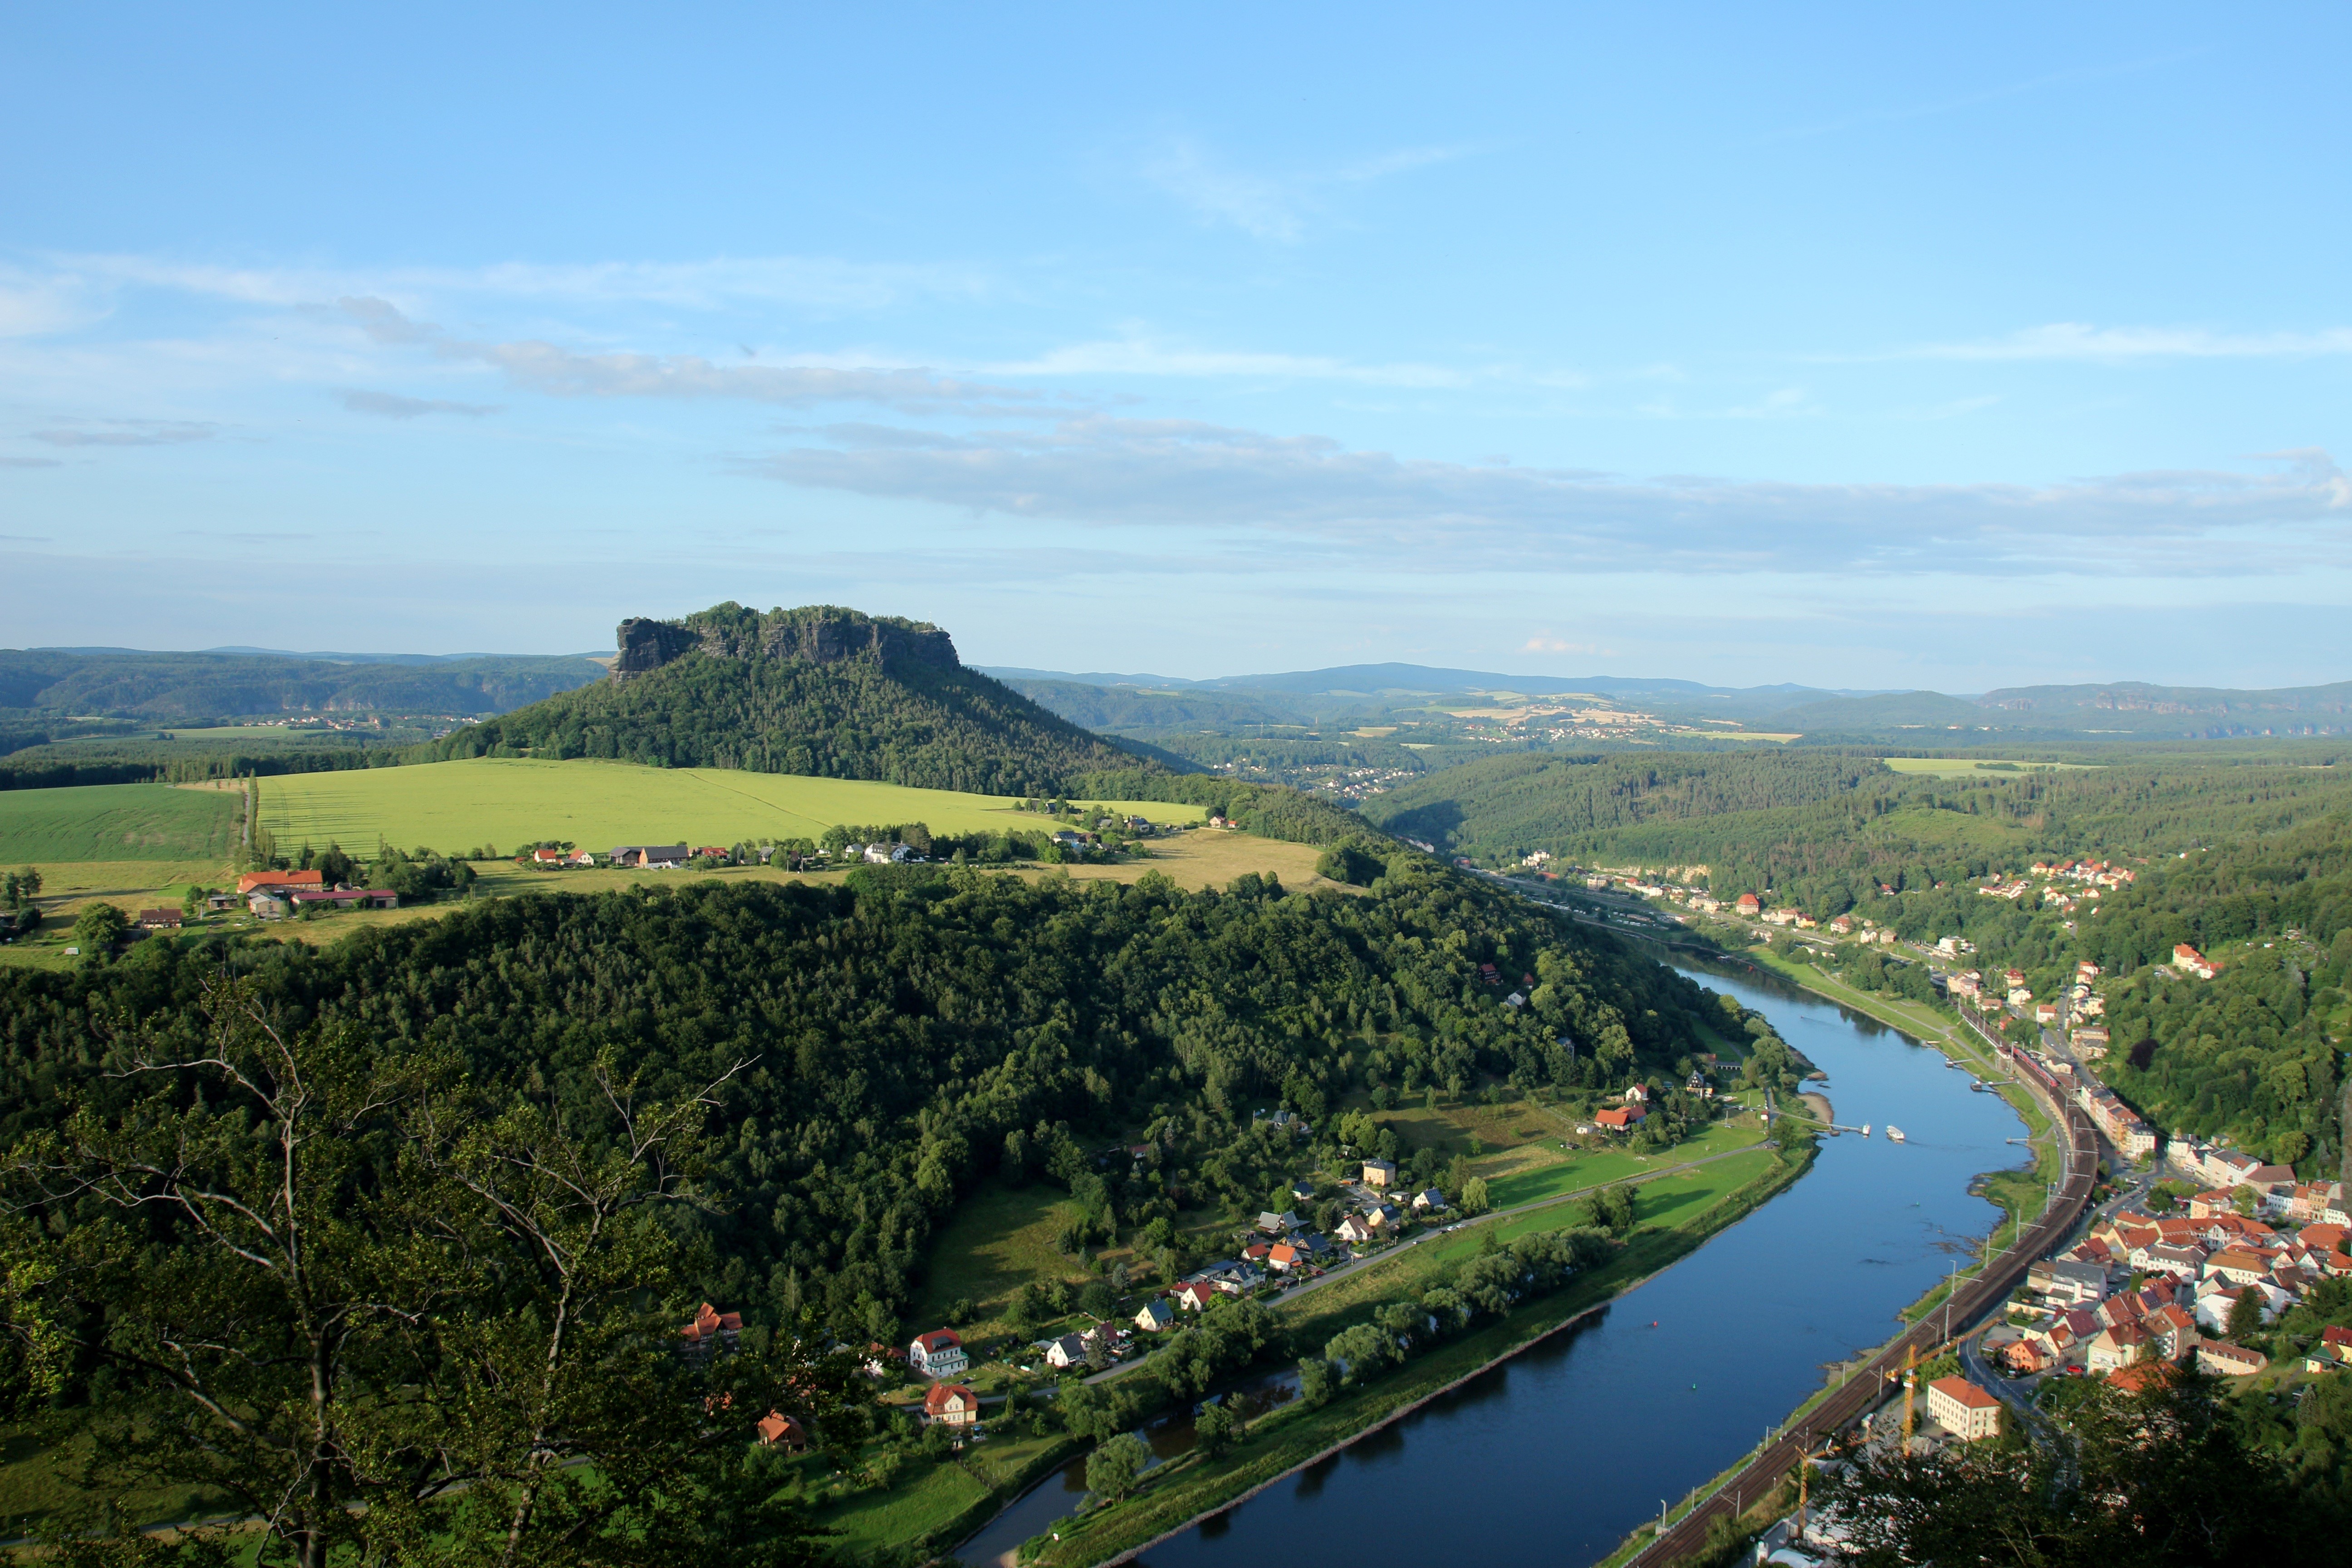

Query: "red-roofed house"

xmin=237 ymin=869 xmax=324 ymax=896
xmin=2107 ymin=1361 xmax=2175 ymax=1396
xmin=1594 ymin=1106 xmax=1646 ymax=1130
xmin=923 ymin=1383 xmax=980 ymax=1427
xmin=1926 ymin=1376 xmax=2002 ymax=1441
xmin=756 ymin=1410 xmax=808 ymax=1449
xmin=2197 ymin=1341 xmax=2269 ymax=1377
xmin=680 ymin=1302 xmax=741 ymax=1362
xmin=908 ymin=1329 xmax=968 ymax=1378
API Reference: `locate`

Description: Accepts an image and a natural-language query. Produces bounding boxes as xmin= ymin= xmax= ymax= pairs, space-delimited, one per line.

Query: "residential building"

xmin=1360 ymin=1159 xmax=1397 ymax=1188
xmin=1173 ymin=1282 xmax=1217 ymax=1313
xmin=1134 ymin=1299 xmax=1176 ymax=1333
xmin=2171 ymin=943 xmax=2218 ymax=979
xmin=2086 ymin=1322 xmax=2151 ymax=1374
xmin=925 ymin=1383 xmax=982 ymax=1426
xmin=755 ymin=1410 xmax=808 ymax=1449
xmin=236 ymin=870 xmax=324 ymax=896
xmin=680 ymin=1302 xmax=742 ymax=1362
xmin=2029 ymin=1259 xmax=2108 ymax=1305
xmin=137 ymin=907 xmax=182 ymax=929
xmin=1044 ymin=1333 xmax=1092 ymax=1369
xmin=908 ymin=1329 xmax=969 ymax=1378
xmin=2197 ymin=1341 xmax=2269 ymax=1377
xmin=1594 ymin=1105 xmax=1646 ymax=1130
xmin=1267 ymin=1242 xmax=1303 ymax=1272
xmin=608 ymin=844 xmax=689 ymax=868
xmin=1926 ymin=1376 xmax=2002 ymax=1441
xmin=1412 ymin=1188 xmax=1446 ymax=1212
xmin=1335 ymin=1215 xmax=1377 ymax=1245
xmin=289 ymin=888 xmax=397 ymax=911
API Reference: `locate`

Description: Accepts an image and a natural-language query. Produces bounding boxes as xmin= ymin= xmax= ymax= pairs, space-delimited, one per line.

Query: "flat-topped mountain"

xmin=426 ymin=603 xmax=1151 ymax=795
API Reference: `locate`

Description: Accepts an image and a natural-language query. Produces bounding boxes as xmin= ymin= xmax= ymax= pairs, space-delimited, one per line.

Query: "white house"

xmin=908 ymin=1329 xmax=968 ymax=1378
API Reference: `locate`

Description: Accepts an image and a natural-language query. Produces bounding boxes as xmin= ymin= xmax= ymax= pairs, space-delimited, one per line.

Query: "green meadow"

xmin=0 ymin=781 xmax=241 ymax=864
xmin=260 ymin=758 xmax=1205 ymax=856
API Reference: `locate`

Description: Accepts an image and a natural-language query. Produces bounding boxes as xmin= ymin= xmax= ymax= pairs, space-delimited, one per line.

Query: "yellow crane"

xmin=1901 ymin=1343 xmax=1919 ymax=1455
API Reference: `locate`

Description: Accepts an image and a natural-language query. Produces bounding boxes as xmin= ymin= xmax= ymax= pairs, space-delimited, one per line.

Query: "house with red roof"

xmin=680 ymin=1302 xmax=741 ymax=1362
xmin=908 ymin=1328 xmax=968 ymax=1378
xmin=923 ymin=1382 xmax=981 ymax=1427
xmin=1925 ymin=1376 xmax=2001 ymax=1441
xmin=755 ymin=1410 xmax=808 ymax=1449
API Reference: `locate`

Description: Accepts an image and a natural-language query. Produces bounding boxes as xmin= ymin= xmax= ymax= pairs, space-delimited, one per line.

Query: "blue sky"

xmin=3 ymin=3 xmax=2347 ymax=690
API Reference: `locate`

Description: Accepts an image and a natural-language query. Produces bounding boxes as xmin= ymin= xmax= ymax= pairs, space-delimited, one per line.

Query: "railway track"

xmin=1625 ymin=1029 xmax=2097 ymax=1566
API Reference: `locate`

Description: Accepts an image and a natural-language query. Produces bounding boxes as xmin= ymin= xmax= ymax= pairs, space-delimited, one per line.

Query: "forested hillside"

xmin=1367 ymin=747 xmax=2352 ymax=903
xmin=0 ymin=854 xmax=1716 ymax=1341
xmin=426 ymin=604 xmax=1148 ymax=796
xmin=0 ymin=647 xmax=604 ymax=722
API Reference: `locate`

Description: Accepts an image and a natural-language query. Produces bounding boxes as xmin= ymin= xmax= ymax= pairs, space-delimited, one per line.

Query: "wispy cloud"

xmin=1886 ymin=323 xmax=2352 ymax=362
xmin=1142 ymin=137 xmax=1475 ymax=242
xmin=43 ymin=251 xmax=987 ymax=314
xmin=1767 ymin=50 xmax=2201 ymax=142
xmin=1523 ymin=635 xmax=1612 ymax=656
xmin=338 ymin=297 xmax=1040 ymax=415
xmin=759 ymin=418 xmax=2352 ymax=576
xmin=995 ymin=332 xmax=1468 ymax=387
xmin=334 ymin=388 xmax=499 ymax=419
xmin=31 ymin=419 xmax=217 ymax=447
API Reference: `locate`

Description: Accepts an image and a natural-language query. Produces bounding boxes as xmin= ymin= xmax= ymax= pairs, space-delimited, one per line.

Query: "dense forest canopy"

xmin=0 ymin=851 xmax=1717 ymax=1348
xmin=424 ymin=605 xmax=1152 ymax=797
xmin=0 ymin=647 xmax=604 ymax=723
xmin=1364 ymin=747 xmax=2352 ymax=905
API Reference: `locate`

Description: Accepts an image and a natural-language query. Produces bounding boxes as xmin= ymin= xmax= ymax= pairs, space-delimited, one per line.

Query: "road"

xmin=1623 ymin=1042 xmax=2098 ymax=1567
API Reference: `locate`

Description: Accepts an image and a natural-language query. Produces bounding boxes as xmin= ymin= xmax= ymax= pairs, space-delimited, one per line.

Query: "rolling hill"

xmin=425 ymin=603 xmax=1155 ymax=796
xmin=0 ymin=647 xmax=606 ymax=721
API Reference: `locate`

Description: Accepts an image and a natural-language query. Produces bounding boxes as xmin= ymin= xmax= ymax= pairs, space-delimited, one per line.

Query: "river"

xmin=961 ymin=960 xmax=2028 ymax=1568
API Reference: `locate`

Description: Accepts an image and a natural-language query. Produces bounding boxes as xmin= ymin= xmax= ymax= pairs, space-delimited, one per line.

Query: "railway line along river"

xmin=960 ymin=960 xmax=2034 ymax=1568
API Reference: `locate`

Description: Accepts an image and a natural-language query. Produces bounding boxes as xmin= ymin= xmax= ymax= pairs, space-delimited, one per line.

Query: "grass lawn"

xmin=0 ymin=781 xmax=240 ymax=865
xmin=0 ymin=1413 xmax=230 ymax=1533
xmin=906 ymin=1179 xmax=1092 ymax=1338
xmin=259 ymin=758 xmax=1205 ymax=858
xmin=808 ymin=1453 xmax=993 ymax=1554
xmin=1485 ymin=1119 xmax=1766 ymax=1210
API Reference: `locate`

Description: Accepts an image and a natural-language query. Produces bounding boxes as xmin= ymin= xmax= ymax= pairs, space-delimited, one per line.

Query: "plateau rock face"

xmin=613 ymin=617 xmax=701 ymax=679
xmin=610 ymin=605 xmax=959 ymax=681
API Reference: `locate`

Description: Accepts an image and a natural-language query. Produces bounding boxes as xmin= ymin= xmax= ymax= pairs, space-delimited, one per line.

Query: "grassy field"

xmin=1879 ymin=757 xmax=2101 ymax=778
xmin=1485 ymin=1119 xmax=1766 ymax=1209
xmin=260 ymin=758 xmax=1205 ymax=857
xmin=905 ymin=1179 xmax=1092 ymax=1337
xmin=0 ymin=781 xmax=240 ymax=864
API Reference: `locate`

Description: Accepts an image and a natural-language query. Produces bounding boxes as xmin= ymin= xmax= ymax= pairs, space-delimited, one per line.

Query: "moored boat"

xmin=1886 ymin=1125 xmax=1906 ymax=1142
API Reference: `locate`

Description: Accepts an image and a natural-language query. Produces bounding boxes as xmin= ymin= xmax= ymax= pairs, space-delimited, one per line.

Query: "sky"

xmin=3 ymin=3 xmax=2347 ymax=692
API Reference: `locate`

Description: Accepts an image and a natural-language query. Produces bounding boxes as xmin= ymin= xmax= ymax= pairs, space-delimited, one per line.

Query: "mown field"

xmin=260 ymin=758 xmax=1205 ymax=855
xmin=0 ymin=781 xmax=240 ymax=864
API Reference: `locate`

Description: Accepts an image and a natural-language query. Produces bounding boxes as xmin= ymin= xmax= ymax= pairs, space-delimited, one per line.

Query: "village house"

xmin=1594 ymin=1105 xmax=1646 ymax=1131
xmin=680 ymin=1303 xmax=742 ymax=1363
xmin=1623 ymin=1082 xmax=1651 ymax=1103
xmin=137 ymin=906 xmax=182 ymax=929
xmin=289 ymin=888 xmax=398 ymax=912
xmin=1335 ymin=1214 xmax=1378 ymax=1246
xmin=1134 ymin=1298 xmax=1177 ymax=1333
xmin=1412 ymin=1188 xmax=1446 ymax=1213
xmin=236 ymin=869 xmax=324 ymax=896
xmin=2197 ymin=1341 xmax=2269 ymax=1377
xmin=1173 ymin=1282 xmax=1218 ymax=1313
xmin=609 ymin=844 xmax=689 ymax=868
xmin=924 ymin=1382 xmax=981 ymax=1427
xmin=1360 ymin=1158 xmax=1397 ymax=1188
xmin=1257 ymin=1210 xmax=1303 ymax=1234
xmin=1267 ymin=1241 xmax=1303 ymax=1273
xmin=755 ymin=1410 xmax=808 ymax=1450
xmin=1926 ymin=1376 xmax=2002 ymax=1441
xmin=2086 ymin=1321 xmax=2152 ymax=1375
xmin=908 ymin=1328 xmax=969 ymax=1378
xmin=2171 ymin=943 xmax=2218 ymax=979
xmin=1044 ymin=1332 xmax=1092 ymax=1370
xmin=1734 ymin=893 xmax=1762 ymax=916
xmin=2146 ymin=1302 xmax=2201 ymax=1362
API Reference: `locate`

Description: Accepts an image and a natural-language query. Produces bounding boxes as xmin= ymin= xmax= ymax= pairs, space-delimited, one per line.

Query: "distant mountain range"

xmin=982 ymin=663 xmax=2352 ymax=740
xmin=0 ymin=648 xmax=608 ymax=723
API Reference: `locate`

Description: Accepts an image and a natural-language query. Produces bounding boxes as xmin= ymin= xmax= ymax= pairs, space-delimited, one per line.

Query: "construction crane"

xmin=1901 ymin=1343 xmax=1920 ymax=1454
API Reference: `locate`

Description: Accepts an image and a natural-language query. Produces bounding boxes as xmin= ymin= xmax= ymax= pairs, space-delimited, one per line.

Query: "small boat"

xmin=1886 ymin=1126 xmax=1906 ymax=1143
xmin=1861 ymin=1124 xmax=1872 ymax=1137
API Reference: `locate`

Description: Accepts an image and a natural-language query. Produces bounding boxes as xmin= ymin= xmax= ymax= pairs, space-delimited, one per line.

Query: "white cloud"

xmin=1142 ymin=137 xmax=1475 ymax=242
xmin=759 ymin=417 xmax=2352 ymax=576
xmin=1522 ymin=635 xmax=1612 ymax=656
xmin=1896 ymin=322 xmax=2352 ymax=362
xmin=338 ymin=297 xmax=1041 ymax=415
xmin=47 ymin=251 xmax=987 ymax=313
xmin=334 ymin=388 xmax=499 ymax=419
xmin=996 ymin=332 xmax=1467 ymax=387
xmin=31 ymin=419 xmax=217 ymax=447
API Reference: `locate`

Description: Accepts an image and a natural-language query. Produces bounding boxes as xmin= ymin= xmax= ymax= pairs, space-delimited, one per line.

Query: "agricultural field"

xmin=0 ymin=780 xmax=240 ymax=865
xmin=259 ymin=758 xmax=1205 ymax=856
xmin=1878 ymin=756 xmax=2100 ymax=778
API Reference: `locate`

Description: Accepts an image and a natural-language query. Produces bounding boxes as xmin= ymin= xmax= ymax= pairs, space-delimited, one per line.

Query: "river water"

xmin=961 ymin=961 xmax=2027 ymax=1568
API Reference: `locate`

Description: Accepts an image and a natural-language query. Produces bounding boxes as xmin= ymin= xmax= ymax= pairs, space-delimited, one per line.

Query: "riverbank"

xmin=1015 ymin=1144 xmax=1816 ymax=1568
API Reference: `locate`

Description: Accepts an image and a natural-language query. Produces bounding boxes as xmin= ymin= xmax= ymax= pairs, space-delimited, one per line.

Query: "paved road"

xmin=1624 ymin=1041 xmax=2099 ymax=1567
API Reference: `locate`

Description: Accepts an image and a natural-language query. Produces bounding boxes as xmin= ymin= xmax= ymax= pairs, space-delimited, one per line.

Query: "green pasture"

xmin=1485 ymin=1119 xmax=1766 ymax=1209
xmin=908 ymin=1179 xmax=1093 ymax=1336
xmin=260 ymin=758 xmax=1205 ymax=856
xmin=0 ymin=781 xmax=240 ymax=864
